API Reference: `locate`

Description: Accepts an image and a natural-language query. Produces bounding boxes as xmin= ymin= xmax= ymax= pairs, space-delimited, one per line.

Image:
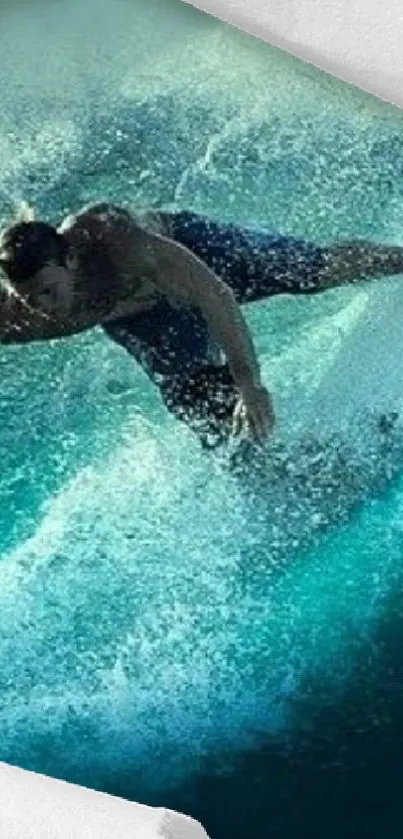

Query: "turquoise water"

xmin=2 ymin=1 xmax=403 ymax=835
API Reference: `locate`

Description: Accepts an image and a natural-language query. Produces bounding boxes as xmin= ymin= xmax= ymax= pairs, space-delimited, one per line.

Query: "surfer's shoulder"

xmin=58 ymin=202 xmax=164 ymax=280
xmin=58 ymin=202 xmax=130 ymax=235
xmin=58 ymin=202 xmax=168 ymax=244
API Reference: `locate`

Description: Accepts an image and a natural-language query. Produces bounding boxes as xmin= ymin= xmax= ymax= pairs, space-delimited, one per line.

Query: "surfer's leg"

xmin=318 ymin=241 xmax=403 ymax=289
xmin=161 ymin=210 xmax=403 ymax=297
xmin=160 ymin=210 xmax=328 ymax=300
xmin=103 ymin=302 xmax=238 ymax=448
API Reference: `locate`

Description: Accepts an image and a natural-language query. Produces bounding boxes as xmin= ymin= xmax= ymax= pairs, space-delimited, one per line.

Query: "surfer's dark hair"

xmin=0 ymin=220 xmax=68 ymax=284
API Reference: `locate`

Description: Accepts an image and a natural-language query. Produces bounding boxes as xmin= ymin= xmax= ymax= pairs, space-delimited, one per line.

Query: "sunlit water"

xmin=1 ymin=1 xmax=403 ymax=835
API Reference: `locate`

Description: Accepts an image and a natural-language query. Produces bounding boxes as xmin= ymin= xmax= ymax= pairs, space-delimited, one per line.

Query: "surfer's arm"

xmin=139 ymin=230 xmax=275 ymax=441
xmin=318 ymin=241 xmax=403 ymax=289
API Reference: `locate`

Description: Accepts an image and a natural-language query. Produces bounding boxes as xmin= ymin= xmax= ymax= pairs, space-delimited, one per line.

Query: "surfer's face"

xmin=24 ymin=261 xmax=75 ymax=317
xmin=0 ymin=219 xmax=74 ymax=317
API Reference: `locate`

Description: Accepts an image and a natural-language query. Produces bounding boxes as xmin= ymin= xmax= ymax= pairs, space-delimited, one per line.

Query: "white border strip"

xmin=185 ymin=0 xmax=403 ymax=109
xmin=0 ymin=761 xmax=209 ymax=838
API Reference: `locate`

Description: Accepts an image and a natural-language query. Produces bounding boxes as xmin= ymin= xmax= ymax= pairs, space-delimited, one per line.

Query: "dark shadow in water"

xmin=100 ymin=587 xmax=403 ymax=838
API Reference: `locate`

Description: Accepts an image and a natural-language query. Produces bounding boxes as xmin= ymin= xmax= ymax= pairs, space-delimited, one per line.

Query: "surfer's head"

xmin=0 ymin=205 xmax=73 ymax=316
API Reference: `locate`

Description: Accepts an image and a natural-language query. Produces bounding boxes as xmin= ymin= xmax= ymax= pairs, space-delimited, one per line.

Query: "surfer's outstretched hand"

xmin=232 ymin=383 xmax=275 ymax=444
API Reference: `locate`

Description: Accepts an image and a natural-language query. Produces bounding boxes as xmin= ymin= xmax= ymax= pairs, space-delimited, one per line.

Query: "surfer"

xmin=1 ymin=201 xmax=403 ymax=448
